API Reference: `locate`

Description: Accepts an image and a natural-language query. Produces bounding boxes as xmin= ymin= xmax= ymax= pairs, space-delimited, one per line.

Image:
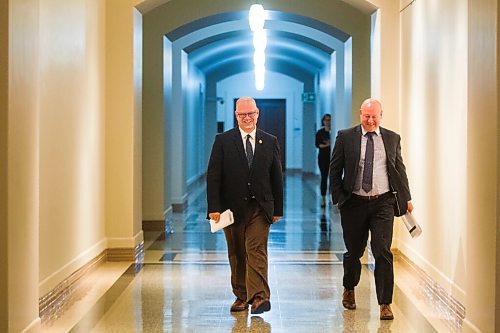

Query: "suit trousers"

xmin=339 ymin=193 xmax=395 ymax=304
xmin=223 ymin=200 xmax=271 ymax=303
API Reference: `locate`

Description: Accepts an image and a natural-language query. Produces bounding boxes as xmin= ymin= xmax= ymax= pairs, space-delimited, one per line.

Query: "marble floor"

xmin=42 ymin=174 xmax=460 ymax=333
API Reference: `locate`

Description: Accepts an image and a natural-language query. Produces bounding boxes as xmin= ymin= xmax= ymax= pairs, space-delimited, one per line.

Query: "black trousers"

xmin=339 ymin=193 xmax=395 ymax=304
xmin=318 ymin=156 xmax=329 ymax=196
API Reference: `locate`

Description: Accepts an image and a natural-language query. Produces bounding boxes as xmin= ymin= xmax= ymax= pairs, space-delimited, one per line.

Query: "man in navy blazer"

xmin=329 ymin=98 xmax=413 ymax=320
xmin=207 ymin=97 xmax=283 ymax=314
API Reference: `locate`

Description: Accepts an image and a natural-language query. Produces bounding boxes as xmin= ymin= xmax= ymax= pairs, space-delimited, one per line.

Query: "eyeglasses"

xmin=236 ymin=111 xmax=258 ymax=119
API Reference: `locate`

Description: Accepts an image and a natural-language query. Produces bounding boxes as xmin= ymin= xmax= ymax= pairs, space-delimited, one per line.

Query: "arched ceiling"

xmin=165 ymin=10 xmax=356 ymax=82
xmin=188 ymin=33 xmax=331 ymax=77
xmin=137 ymin=0 xmax=377 ymax=17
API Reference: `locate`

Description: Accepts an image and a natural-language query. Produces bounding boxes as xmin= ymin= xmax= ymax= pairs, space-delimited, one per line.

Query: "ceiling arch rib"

xmin=206 ymin=59 xmax=313 ymax=84
xmin=165 ymin=11 xmax=247 ymax=42
xmin=189 ymin=35 xmax=330 ymax=77
xmin=184 ymin=30 xmax=335 ymax=55
xmin=200 ymin=53 xmax=319 ymax=80
xmin=167 ymin=10 xmax=351 ymax=82
xmin=266 ymin=10 xmax=351 ymax=42
xmin=136 ymin=0 xmax=377 ymax=16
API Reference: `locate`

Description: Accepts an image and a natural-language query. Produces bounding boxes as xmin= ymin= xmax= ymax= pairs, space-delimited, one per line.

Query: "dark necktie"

xmin=246 ymin=134 xmax=253 ymax=167
xmin=362 ymin=132 xmax=375 ymax=192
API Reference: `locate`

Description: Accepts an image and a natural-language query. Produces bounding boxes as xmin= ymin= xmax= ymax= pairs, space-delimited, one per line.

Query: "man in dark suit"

xmin=206 ymin=97 xmax=283 ymax=314
xmin=329 ymin=98 xmax=413 ymax=320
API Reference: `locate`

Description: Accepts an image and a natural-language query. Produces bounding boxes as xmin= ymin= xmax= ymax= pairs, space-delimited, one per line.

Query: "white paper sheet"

xmin=209 ymin=209 xmax=234 ymax=233
xmin=401 ymin=212 xmax=422 ymax=238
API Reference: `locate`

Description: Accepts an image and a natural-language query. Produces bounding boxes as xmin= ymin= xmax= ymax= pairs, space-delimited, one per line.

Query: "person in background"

xmin=329 ymin=98 xmax=413 ymax=320
xmin=315 ymin=113 xmax=331 ymax=207
xmin=206 ymin=97 xmax=284 ymax=315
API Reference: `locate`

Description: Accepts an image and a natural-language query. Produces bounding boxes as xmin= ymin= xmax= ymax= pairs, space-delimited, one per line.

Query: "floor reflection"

xmin=60 ymin=174 xmax=440 ymax=333
xmin=231 ymin=312 xmax=272 ymax=333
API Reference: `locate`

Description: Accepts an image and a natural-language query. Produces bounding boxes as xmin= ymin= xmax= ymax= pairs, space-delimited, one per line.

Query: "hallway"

xmin=42 ymin=174 xmax=458 ymax=332
xmin=3 ymin=1 xmax=499 ymax=331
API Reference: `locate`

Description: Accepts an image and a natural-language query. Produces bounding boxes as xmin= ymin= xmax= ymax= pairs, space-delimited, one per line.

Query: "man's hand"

xmin=209 ymin=212 xmax=221 ymax=223
xmin=272 ymin=216 xmax=281 ymax=223
xmin=407 ymin=201 xmax=414 ymax=213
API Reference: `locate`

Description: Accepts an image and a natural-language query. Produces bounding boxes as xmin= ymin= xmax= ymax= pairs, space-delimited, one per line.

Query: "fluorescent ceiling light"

xmin=253 ymin=50 xmax=266 ymax=67
xmin=249 ymin=4 xmax=266 ymax=31
xmin=253 ymin=29 xmax=267 ymax=52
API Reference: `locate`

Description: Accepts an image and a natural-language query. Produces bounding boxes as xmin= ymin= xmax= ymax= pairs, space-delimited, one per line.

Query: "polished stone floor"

xmin=43 ymin=174 xmax=459 ymax=332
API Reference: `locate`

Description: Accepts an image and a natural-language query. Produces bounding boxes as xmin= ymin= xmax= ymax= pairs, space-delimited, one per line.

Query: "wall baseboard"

xmin=39 ymin=241 xmax=144 ymax=325
xmin=164 ymin=208 xmax=174 ymax=234
xmin=142 ymin=220 xmax=165 ymax=231
xmin=395 ymin=237 xmax=466 ymax=303
xmin=394 ymin=249 xmax=465 ymax=329
xmin=172 ymin=201 xmax=187 ymax=212
xmin=39 ymin=250 xmax=107 ymax=324
xmin=107 ymin=241 xmax=144 ymax=262
xmin=39 ymin=241 xmax=465 ymax=329
xmin=20 ymin=317 xmax=41 ymax=333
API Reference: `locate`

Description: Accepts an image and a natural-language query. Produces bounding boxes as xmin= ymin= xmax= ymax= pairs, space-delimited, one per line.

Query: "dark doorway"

xmin=234 ymin=98 xmax=286 ymax=171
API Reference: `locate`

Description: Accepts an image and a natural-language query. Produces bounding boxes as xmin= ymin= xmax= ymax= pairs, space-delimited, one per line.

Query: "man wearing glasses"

xmin=207 ymin=96 xmax=283 ymax=314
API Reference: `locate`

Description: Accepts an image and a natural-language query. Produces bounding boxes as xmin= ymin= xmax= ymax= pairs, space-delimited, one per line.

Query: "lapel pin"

xmin=259 ymin=139 xmax=263 ymax=144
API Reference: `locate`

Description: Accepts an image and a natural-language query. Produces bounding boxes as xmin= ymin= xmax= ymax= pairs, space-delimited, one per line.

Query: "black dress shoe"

xmin=250 ymin=296 xmax=271 ymax=314
xmin=230 ymin=298 xmax=248 ymax=312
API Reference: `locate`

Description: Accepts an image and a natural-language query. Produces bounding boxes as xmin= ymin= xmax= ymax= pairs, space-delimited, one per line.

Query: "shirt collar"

xmin=239 ymin=127 xmax=256 ymax=140
xmin=361 ymin=125 xmax=380 ymax=136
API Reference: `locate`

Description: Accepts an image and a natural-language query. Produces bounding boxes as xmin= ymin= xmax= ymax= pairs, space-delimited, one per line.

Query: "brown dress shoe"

xmin=250 ymin=296 xmax=271 ymax=314
xmin=380 ymin=304 xmax=394 ymax=320
xmin=230 ymin=298 xmax=248 ymax=312
xmin=342 ymin=288 xmax=356 ymax=310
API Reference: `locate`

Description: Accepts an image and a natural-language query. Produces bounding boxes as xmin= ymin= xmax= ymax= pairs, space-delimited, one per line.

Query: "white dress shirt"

xmin=239 ymin=127 xmax=256 ymax=155
xmin=353 ymin=126 xmax=390 ymax=196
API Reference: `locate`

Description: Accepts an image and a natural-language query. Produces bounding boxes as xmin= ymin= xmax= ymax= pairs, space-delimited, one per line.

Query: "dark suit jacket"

xmin=206 ymin=127 xmax=284 ymax=223
xmin=329 ymin=125 xmax=411 ymax=216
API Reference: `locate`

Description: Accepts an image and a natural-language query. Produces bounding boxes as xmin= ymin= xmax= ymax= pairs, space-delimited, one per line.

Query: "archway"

xmin=138 ymin=0 xmax=374 ymax=226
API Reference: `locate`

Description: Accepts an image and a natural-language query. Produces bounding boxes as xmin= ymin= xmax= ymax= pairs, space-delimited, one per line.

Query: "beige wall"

xmin=497 ymin=2 xmax=500 ymax=332
xmin=38 ymin=0 xmax=108 ymax=295
xmin=398 ymin=0 xmax=499 ymax=331
xmin=105 ymin=0 xmax=144 ymax=247
xmin=399 ymin=0 xmax=468 ymax=303
xmin=367 ymin=0 xmax=400 ymax=131
xmin=3 ymin=0 xmax=143 ymax=328
xmin=0 ymin=0 xmax=8 ymax=330
xmin=8 ymin=0 xmax=42 ymax=331
xmin=466 ymin=0 xmax=498 ymax=331
xmin=495 ymin=1 xmax=500 ymax=332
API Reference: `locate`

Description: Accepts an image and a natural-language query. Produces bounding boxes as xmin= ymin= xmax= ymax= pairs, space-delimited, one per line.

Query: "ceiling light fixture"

xmin=249 ymin=3 xmax=266 ymax=91
xmin=253 ymin=50 xmax=265 ymax=67
xmin=253 ymin=29 xmax=267 ymax=51
xmin=249 ymin=4 xmax=266 ymax=32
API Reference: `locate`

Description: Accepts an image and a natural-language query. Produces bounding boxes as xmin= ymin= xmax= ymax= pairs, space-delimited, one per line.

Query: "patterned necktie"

xmin=246 ymin=134 xmax=253 ymax=168
xmin=362 ymin=132 xmax=375 ymax=192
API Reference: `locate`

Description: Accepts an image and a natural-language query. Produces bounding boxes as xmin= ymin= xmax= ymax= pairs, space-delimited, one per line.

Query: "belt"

xmin=351 ymin=192 xmax=391 ymax=201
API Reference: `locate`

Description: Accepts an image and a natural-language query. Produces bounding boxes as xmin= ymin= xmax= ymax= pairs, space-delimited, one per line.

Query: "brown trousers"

xmin=223 ymin=200 xmax=271 ymax=303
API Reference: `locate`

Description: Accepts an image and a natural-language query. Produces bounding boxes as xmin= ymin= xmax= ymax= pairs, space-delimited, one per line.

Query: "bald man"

xmin=207 ymin=97 xmax=283 ymax=314
xmin=329 ymin=98 xmax=413 ymax=320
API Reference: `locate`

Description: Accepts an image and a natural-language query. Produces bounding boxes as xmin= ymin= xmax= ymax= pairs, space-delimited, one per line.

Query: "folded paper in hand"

xmin=210 ymin=209 xmax=234 ymax=233
xmin=401 ymin=212 xmax=422 ymax=238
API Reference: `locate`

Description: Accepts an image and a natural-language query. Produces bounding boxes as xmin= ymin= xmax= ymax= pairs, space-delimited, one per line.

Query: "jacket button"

xmin=244 ymin=197 xmax=248 ymax=201
xmin=251 ymin=195 xmax=256 ymax=199
xmin=247 ymin=182 xmax=251 ymax=186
